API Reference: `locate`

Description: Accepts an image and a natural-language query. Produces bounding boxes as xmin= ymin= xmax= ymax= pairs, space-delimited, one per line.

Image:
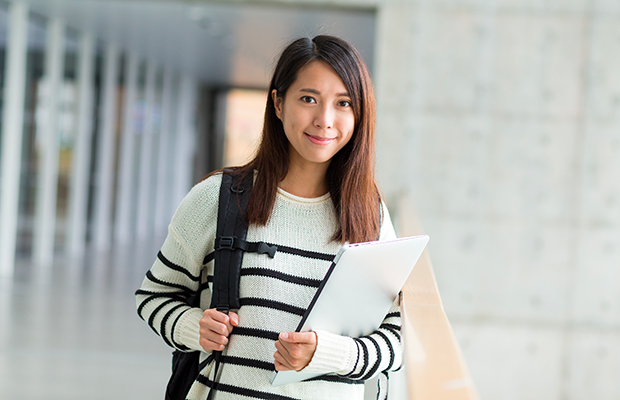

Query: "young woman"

xmin=136 ymin=35 xmax=402 ymax=400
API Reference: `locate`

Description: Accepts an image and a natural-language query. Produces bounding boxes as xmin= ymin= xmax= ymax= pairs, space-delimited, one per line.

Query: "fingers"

xmin=198 ymin=309 xmax=239 ymax=352
xmin=274 ymin=340 xmax=294 ymax=371
xmin=274 ymin=359 xmax=289 ymax=371
xmin=273 ymin=331 xmax=317 ymax=372
xmin=229 ymin=312 xmax=239 ymax=327
xmin=273 ymin=341 xmax=306 ymax=371
xmin=198 ymin=327 xmax=228 ymax=352
xmin=199 ymin=336 xmax=226 ymax=352
xmin=278 ymin=331 xmax=316 ymax=344
xmin=202 ymin=309 xmax=237 ymax=333
xmin=207 ymin=310 xmax=236 ymax=332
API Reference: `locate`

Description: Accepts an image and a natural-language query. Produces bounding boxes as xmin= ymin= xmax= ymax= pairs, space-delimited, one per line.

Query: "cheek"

xmin=343 ymin=116 xmax=356 ymax=142
xmin=281 ymin=117 xmax=297 ymax=146
xmin=283 ymin=116 xmax=297 ymax=138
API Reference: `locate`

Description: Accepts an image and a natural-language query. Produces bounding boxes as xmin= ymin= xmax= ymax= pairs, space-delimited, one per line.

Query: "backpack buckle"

xmin=257 ymin=242 xmax=277 ymax=258
xmin=216 ymin=236 xmax=235 ymax=251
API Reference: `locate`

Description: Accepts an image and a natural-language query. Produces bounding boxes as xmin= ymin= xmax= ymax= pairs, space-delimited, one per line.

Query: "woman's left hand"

xmin=274 ymin=331 xmax=317 ymax=371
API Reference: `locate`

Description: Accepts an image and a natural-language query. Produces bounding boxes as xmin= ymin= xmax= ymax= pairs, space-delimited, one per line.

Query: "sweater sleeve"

xmin=300 ymin=202 xmax=403 ymax=378
xmin=135 ymin=175 xmax=221 ymax=352
xmin=301 ymin=299 xmax=403 ymax=379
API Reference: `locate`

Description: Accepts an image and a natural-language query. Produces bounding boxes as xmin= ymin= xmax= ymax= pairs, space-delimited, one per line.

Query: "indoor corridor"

xmin=3 ymin=0 xmax=620 ymax=399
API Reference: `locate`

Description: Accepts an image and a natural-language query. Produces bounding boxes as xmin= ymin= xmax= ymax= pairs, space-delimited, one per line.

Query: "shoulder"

xmin=169 ymin=173 xmax=223 ymax=233
xmin=186 ymin=173 xmax=223 ymax=204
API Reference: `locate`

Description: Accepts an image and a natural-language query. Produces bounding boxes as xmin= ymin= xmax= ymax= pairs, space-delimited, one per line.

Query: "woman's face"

xmin=272 ymin=61 xmax=355 ymax=171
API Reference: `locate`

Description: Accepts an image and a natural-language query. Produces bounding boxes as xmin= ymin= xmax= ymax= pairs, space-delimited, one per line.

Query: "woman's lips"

xmin=305 ymin=133 xmax=335 ymax=145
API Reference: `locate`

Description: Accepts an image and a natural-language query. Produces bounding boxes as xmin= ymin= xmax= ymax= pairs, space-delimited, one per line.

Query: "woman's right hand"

xmin=199 ymin=309 xmax=239 ymax=352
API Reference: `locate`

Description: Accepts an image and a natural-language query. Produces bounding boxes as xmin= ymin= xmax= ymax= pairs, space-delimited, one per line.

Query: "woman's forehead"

xmin=289 ymin=61 xmax=348 ymax=95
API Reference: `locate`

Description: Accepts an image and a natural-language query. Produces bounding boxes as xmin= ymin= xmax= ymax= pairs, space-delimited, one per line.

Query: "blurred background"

xmin=0 ymin=0 xmax=619 ymax=399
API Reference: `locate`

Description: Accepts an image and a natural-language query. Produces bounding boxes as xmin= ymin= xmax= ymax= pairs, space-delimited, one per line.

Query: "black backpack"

xmin=165 ymin=169 xmax=276 ymax=400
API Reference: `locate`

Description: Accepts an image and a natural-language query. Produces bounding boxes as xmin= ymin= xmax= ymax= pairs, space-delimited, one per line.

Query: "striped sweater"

xmin=136 ymin=173 xmax=402 ymax=400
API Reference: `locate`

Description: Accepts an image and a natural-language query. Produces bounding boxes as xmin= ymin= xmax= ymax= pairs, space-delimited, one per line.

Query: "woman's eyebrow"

xmin=299 ymin=88 xmax=350 ymax=97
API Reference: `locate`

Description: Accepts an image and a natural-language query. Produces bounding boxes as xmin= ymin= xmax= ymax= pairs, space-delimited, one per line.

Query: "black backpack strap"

xmin=207 ymin=169 xmax=276 ymax=400
xmin=210 ymin=169 xmax=277 ymax=311
xmin=207 ymin=169 xmax=250 ymax=400
xmin=210 ymin=169 xmax=251 ymax=312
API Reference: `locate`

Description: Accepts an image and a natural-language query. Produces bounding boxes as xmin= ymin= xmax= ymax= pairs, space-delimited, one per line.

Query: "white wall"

xmin=373 ymin=0 xmax=620 ymax=399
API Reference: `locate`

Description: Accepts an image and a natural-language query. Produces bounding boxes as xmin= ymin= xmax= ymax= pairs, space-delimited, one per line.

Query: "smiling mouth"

xmin=305 ymin=133 xmax=335 ymax=145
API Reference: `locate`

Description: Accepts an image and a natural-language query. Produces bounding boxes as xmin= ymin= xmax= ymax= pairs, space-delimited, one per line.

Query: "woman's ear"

xmin=272 ymin=89 xmax=283 ymax=120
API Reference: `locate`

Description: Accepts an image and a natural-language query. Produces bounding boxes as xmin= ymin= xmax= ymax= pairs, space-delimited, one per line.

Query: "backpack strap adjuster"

xmin=216 ymin=236 xmax=236 ymax=251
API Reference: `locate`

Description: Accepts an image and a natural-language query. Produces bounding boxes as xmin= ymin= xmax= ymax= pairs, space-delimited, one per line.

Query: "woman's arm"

xmin=135 ymin=175 xmax=222 ymax=352
xmin=135 ymin=228 xmax=205 ymax=352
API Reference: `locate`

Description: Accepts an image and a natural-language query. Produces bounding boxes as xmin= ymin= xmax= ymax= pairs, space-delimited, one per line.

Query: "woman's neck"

xmin=279 ymin=161 xmax=329 ymax=198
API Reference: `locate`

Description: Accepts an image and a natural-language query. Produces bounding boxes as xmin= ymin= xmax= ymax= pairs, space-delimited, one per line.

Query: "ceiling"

xmin=16 ymin=0 xmax=376 ymax=88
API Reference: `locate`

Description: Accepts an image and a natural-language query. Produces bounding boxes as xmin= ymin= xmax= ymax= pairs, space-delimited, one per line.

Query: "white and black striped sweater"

xmin=136 ymin=173 xmax=402 ymax=400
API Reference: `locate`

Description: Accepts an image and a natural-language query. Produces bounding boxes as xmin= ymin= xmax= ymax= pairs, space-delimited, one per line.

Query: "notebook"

xmin=270 ymin=234 xmax=430 ymax=386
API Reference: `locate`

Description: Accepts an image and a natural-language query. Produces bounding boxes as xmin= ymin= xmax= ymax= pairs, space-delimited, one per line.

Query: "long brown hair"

xmin=225 ymin=35 xmax=380 ymax=243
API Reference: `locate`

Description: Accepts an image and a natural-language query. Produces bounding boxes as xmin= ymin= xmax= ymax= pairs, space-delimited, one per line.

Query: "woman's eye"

xmin=338 ymin=100 xmax=351 ymax=107
xmin=301 ymin=96 xmax=315 ymax=103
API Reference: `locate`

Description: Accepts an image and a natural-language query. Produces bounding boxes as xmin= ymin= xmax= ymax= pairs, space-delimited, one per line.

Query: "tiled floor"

xmin=0 ymin=240 xmax=173 ymax=400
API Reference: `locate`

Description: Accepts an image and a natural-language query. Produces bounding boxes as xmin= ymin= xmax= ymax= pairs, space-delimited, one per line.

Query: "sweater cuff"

xmin=299 ymin=330 xmax=357 ymax=374
xmin=174 ymin=307 xmax=205 ymax=352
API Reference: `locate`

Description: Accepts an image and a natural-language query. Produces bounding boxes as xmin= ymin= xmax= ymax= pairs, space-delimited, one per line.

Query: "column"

xmin=92 ymin=44 xmax=119 ymax=251
xmin=153 ymin=69 xmax=175 ymax=236
xmin=135 ymin=61 xmax=157 ymax=241
xmin=33 ymin=18 xmax=65 ymax=267
xmin=114 ymin=53 xmax=140 ymax=244
xmin=67 ymin=32 xmax=95 ymax=257
xmin=0 ymin=2 xmax=29 ymax=277
xmin=171 ymin=74 xmax=197 ymax=212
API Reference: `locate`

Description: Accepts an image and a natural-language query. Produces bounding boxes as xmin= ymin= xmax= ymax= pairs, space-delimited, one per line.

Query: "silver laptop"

xmin=270 ymin=234 xmax=429 ymax=386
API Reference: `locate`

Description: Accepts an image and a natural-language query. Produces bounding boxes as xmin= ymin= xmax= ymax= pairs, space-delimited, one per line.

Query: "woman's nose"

xmin=314 ymin=104 xmax=334 ymax=129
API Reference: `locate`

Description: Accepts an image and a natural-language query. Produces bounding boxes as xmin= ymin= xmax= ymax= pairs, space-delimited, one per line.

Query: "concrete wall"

xmin=372 ymin=0 xmax=620 ymax=399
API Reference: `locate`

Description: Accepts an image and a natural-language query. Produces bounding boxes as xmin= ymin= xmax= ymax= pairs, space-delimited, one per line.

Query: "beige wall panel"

xmin=479 ymin=222 xmax=572 ymax=322
xmin=374 ymin=2 xmax=418 ymax=197
xmin=434 ymin=0 xmax=483 ymax=9
xmin=371 ymin=0 xmax=620 ymax=398
xmin=412 ymin=10 xmax=482 ymax=113
xmin=579 ymin=119 xmax=620 ymax=226
xmin=538 ymin=16 xmax=586 ymax=118
xmin=566 ymin=330 xmax=620 ymax=400
xmin=374 ymin=1 xmax=417 ymax=111
xmin=544 ymin=0 xmax=591 ymax=14
xmin=485 ymin=118 xmax=578 ymax=223
xmin=425 ymin=219 xmax=488 ymax=319
xmin=432 ymin=220 xmax=573 ymax=322
xmin=572 ymin=227 xmax=620 ymax=326
xmin=493 ymin=0 xmax=546 ymax=12
xmin=487 ymin=12 xmax=587 ymax=119
xmin=585 ymin=18 xmax=620 ymax=120
xmin=491 ymin=14 xmax=546 ymax=117
xmin=520 ymin=119 xmax=580 ymax=222
xmin=412 ymin=114 xmax=490 ymax=219
xmin=419 ymin=0 xmax=587 ymax=13
xmin=594 ymin=0 xmax=620 ymax=14
xmin=452 ymin=322 xmax=563 ymax=400
xmin=375 ymin=113 xmax=409 ymax=198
